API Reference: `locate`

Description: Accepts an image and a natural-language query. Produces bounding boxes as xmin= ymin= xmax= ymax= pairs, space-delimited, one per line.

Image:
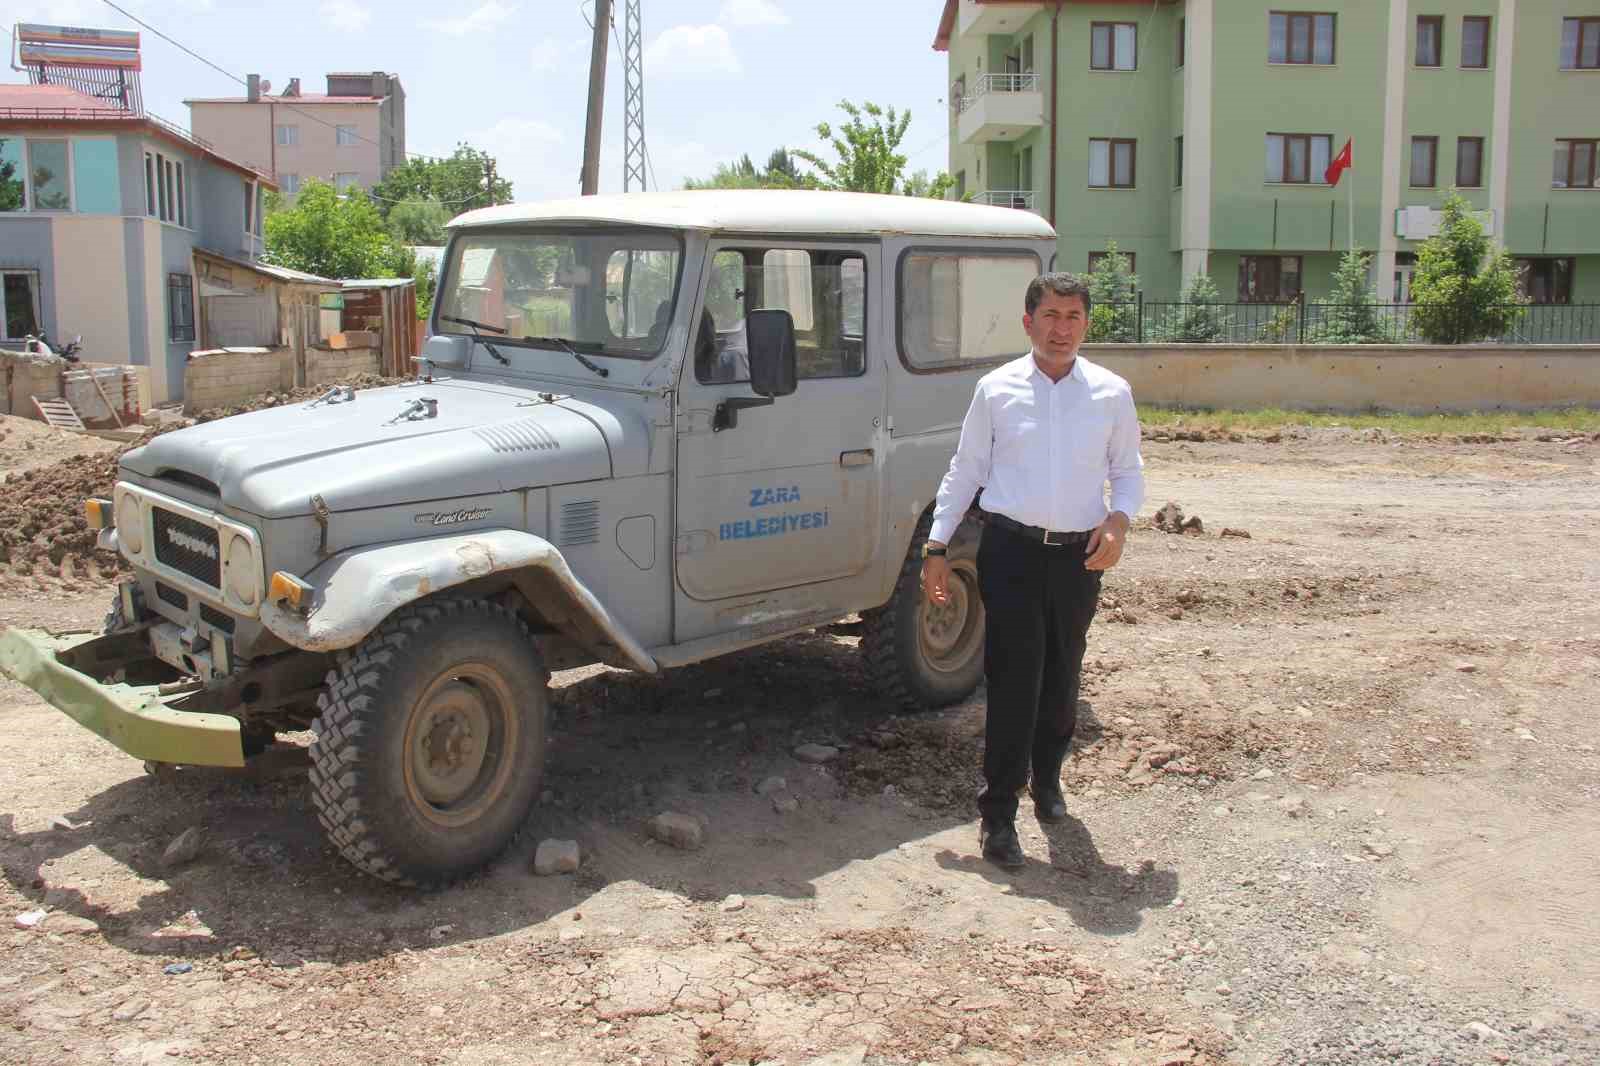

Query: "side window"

xmin=898 ymin=250 xmax=1038 ymax=371
xmin=696 ymin=247 xmax=867 ymax=384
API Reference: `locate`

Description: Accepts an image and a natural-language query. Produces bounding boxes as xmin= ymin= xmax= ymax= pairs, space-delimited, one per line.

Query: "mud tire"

xmin=861 ymin=511 xmax=986 ymax=711
xmin=309 ymin=599 xmax=548 ymax=886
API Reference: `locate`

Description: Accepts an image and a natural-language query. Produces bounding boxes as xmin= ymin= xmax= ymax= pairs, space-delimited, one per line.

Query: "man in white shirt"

xmin=922 ymin=272 xmax=1145 ymax=870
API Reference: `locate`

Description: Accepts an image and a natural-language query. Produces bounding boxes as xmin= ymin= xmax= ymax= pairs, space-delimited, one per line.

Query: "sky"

xmin=1 ymin=0 xmax=955 ymax=201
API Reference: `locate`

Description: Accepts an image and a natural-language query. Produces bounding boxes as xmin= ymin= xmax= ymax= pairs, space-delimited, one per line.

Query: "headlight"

xmin=117 ymin=495 xmax=144 ymax=554
xmin=225 ymin=535 xmax=258 ymax=606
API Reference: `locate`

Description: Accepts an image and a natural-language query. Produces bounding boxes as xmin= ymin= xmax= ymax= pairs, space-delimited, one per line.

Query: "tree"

xmin=369 ymin=143 xmax=512 ymax=220
xmin=682 ymin=148 xmax=811 ymax=190
xmin=1157 ymin=272 xmax=1233 ymax=343
xmin=792 ymin=100 xmax=956 ymax=198
xmin=263 ymin=179 xmax=413 ymax=279
xmin=413 ymin=257 xmax=438 ymax=322
xmin=1083 ymin=242 xmax=1139 ymax=342
xmin=1305 ymin=247 xmax=1395 ymax=344
xmin=387 ymin=196 xmax=451 ymax=245
xmin=1408 ymin=191 xmax=1525 ymax=344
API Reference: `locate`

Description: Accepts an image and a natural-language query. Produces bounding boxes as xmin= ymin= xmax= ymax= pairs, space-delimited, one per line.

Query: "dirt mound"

xmin=0 ymin=375 xmax=405 ymax=587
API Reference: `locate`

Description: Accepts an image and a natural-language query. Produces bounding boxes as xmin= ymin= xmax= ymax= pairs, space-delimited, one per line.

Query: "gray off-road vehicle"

xmin=0 ymin=191 xmax=1056 ymax=884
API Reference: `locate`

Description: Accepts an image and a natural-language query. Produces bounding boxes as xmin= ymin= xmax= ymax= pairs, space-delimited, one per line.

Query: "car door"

xmin=674 ymin=240 xmax=884 ymax=615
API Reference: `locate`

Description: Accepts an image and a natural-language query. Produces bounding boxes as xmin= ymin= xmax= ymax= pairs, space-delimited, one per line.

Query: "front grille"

xmin=152 ymin=507 xmax=221 ymax=587
xmin=155 ymin=581 xmax=189 ymax=610
xmin=199 ymin=604 xmax=235 ymax=633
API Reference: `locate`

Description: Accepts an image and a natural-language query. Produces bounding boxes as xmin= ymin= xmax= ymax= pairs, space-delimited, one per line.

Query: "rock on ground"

xmin=533 ymin=839 xmax=580 ymax=875
xmin=648 ymin=812 xmax=703 ymax=850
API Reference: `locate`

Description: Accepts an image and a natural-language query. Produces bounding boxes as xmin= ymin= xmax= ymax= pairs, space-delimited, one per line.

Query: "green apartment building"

xmin=935 ymin=0 xmax=1600 ymax=307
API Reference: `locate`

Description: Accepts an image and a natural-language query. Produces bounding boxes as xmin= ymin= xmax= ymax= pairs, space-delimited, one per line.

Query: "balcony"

xmin=973 ymin=189 xmax=1038 ymax=213
xmin=957 ymin=73 xmax=1044 ymax=144
xmin=957 ymin=0 xmax=1044 ymax=39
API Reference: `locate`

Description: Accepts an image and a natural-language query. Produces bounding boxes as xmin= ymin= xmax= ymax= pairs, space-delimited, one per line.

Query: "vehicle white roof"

xmin=449 ymin=190 xmax=1056 ymax=240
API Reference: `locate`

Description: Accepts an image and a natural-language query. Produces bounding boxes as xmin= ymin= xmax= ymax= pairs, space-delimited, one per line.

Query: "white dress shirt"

xmin=928 ymin=351 xmax=1146 ymax=545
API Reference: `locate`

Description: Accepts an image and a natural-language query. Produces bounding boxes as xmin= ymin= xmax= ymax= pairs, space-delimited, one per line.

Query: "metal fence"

xmin=1089 ymin=297 xmax=1600 ymax=345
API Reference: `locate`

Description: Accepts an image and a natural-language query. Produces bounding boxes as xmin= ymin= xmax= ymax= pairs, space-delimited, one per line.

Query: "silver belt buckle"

xmin=1042 ymin=528 xmax=1066 ymax=546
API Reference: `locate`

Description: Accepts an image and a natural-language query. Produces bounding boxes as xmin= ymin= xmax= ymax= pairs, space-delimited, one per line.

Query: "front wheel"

xmin=308 ymin=599 xmax=548 ymax=886
xmin=860 ymin=512 xmax=986 ymax=711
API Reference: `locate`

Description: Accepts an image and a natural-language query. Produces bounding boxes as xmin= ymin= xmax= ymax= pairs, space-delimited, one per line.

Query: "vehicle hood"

xmin=120 ymin=381 xmax=642 ymax=518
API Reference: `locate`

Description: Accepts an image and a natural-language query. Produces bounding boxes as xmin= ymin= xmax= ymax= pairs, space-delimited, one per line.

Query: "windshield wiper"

xmin=440 ymin=314 xmax=510 ymax=366
xmin=525 ymin=336 xmax=610 ymax=378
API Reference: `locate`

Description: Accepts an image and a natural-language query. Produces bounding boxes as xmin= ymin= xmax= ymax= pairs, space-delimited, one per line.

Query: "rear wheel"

xmin=861 ymin=511 xmax=986 ymax=711
xmin=308 ymin=599 xmax=548 ymax=886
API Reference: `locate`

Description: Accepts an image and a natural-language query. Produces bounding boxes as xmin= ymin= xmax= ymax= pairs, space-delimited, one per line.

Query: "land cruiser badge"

xmin=414 ymin=507 xmax=493 ymax=527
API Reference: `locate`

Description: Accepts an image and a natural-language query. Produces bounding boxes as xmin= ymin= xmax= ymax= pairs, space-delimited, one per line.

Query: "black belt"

xmin=982 ymin=511 xmax=1091 ymax=546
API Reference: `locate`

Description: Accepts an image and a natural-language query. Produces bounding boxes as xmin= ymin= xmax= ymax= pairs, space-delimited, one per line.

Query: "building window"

xmin=1456 ymin=137 xmax=1484 ymax=187
xmin=1269 ymin=12 xmax=1336 ymax=65
xmin=175 ymin=160 xmax=186 ymax=227
xmin=1560 ymin=17 xmax=1600 ymax=69
xmin=244 ymin=179 xmax=255 ymax=234
xmin=1175 ymin=135 xmax=1184 ymax=186
xmin=1553 ymin=139 xmax=1599 ymax=189
xmin=1089 ymin=138 xmax=1136 ymax=188
xmin=27 ymin=139 xmax=71 ymax=210
xmin=1 ymin=270 xmax=41 ymax=340
xmin=1020 ymin=33 xmax=1035 ymax=73
xmin=167 ymin=273 xmax=195 ymax=342
xmin=1409 ymin=136 xmax=1439 ymax=187
xmin=281 ymin=173 xmax=301 ymax=195
xmin=1178 ymin=17 xmax=1186 ymax=67
xmin=1091 ymin=22 xmax=1137 ymax=71
xmin=1461 ymin=16 xmax=1491 ymax=68
xmin=1265 ymin=133 xmax=1331 ymax=183
xmin=275 ymin=124 xmax=299 ymax=146
xmin=334 ymin=172 xmax=360 ymax=192
xmin=1415 ymin=15 xmax=1443 ymax=67
xmin=163 ymin=158 xmax=175 ymax=221
xmin=1088 ymin=251 xmax=1136 ymax=274
xmin=1515 ymin=258 xmax=1574 ymax=304
xmin=1238 ymin=256 xmax=1302 ymax=302
xmin=142 ymin=151 xmax=156 ymax=216
xmin=336 ymin=124 xmax=359 ymax=146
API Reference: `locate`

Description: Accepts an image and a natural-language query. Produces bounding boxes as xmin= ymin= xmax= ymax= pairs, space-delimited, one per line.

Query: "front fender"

xmin=258 ymin=528 xmax=658 ymax=674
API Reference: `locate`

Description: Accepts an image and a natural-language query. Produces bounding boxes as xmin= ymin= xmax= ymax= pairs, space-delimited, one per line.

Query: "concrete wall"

xmin=0 ymin=216 xmax=56 ymax=343
xmin=182 ymin=345 xmax=378 ymax=414
xmin=1 ymin=350 xmax=61 ymax=417
xmin=1088 ymin=343 xmax=1600 ymax=412
xmin=51 ymin=216 xmax=133 ymax=369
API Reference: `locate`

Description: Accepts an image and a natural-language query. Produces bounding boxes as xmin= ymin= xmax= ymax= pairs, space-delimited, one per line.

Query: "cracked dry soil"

xmin=2 ymin=431 xmax=1599 ymax=1066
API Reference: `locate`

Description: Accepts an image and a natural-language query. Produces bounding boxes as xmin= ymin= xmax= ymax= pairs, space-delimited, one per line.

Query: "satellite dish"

xmin=260 ymin=80 xmax=272 ymax=94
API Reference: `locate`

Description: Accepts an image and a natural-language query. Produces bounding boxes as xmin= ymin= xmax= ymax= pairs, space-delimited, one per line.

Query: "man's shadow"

xmin=933 ymin=699 xmax=1179 ymax=936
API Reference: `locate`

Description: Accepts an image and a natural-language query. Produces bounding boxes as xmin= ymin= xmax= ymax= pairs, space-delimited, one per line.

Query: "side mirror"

xmin=746 ymin=308 xmax=798 ymax=398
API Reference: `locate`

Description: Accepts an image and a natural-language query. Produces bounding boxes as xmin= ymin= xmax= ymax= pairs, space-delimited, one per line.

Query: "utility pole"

xmin=581 ymin=0 xmax=613 ymax=196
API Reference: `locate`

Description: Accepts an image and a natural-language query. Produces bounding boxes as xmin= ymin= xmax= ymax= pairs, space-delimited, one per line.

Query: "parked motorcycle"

xmin=22 ymin=331 xmax=82 ymax=363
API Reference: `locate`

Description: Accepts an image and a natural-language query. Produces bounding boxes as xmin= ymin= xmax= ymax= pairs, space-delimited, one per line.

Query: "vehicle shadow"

xmin=0 ymin=624 xmax=1177 ymax=964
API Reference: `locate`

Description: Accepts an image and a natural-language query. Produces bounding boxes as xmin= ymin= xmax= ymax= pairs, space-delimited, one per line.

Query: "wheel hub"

xmin=919 ymin=561 xmax=983 ymax=675
xmin=412 ymin=681 xmax=491 ymax=806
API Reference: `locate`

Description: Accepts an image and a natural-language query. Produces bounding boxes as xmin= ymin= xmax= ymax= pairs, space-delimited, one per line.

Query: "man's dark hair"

xmin=1025 ymin=272 xmax=1092 ymax=317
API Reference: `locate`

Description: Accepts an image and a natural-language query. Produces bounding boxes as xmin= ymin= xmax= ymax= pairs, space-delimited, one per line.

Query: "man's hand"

xmin=1084 ymin=511 xmax=1131 ymax=571
xmin=922 ymin=551 xmax=952 ymax=605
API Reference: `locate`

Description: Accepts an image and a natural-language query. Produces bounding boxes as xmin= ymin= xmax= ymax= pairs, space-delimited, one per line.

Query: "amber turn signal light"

xmin=268 ymin=571 xmax=312 ymax=611
xmin=85 ymin=498 xmax=113 ymax=530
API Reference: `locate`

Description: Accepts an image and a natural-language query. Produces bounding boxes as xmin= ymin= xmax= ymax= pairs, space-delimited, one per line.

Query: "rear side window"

xmin=898 ymin=250 xmax=1039 ymax=371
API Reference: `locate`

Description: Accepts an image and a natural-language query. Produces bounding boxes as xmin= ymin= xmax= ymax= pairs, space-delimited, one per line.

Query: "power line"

xmin=95 ymin=0 xmax=452 ymax=165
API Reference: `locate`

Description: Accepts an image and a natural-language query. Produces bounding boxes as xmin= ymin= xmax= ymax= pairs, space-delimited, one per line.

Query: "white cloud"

xmin=644 ymin=24 xmax=741 ymax=77
xmin=717 ymin=0 xmax=789 ymax=27
xmin=320 ymin=0 xmax=372 ymax=32
xmin=466 ymin=117 xmax=572 ymax=203
xmin=420 ymin=1 xmax=516 ymax=37
xmin=529 ymin=36 xmax=589 ymax=74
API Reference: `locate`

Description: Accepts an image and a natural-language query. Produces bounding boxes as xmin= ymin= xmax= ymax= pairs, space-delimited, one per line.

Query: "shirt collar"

xmin=1027 ymin=349 xmax=1086 ymax=385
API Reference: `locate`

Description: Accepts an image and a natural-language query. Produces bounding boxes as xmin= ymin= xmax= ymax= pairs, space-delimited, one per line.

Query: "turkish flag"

xmin=1325 ymin=139 xmax=1353 ymax=186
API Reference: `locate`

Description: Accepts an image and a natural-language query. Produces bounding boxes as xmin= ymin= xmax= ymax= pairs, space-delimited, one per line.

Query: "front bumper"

xmin=0 ymin=628 xmax=244 ymax=767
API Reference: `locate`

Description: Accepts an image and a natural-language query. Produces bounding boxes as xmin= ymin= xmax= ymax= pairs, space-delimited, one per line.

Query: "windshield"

xmin=437 ymin=228 xmax=683 ymax=359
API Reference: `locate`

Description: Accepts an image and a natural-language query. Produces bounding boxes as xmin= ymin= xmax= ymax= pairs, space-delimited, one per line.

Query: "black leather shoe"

xmin=1033 ymin=784 xmax=1068 ymax=824
xmin=980 ymin=819 xmax=1025 ymax=870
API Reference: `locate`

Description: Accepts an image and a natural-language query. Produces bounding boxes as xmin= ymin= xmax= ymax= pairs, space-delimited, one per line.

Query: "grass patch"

xmin=1137 ymin=404 xmax=1600 ymax=436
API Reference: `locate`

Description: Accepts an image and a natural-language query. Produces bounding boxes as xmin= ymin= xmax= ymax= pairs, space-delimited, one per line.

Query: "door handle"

xmin=840 ymin=449 xmax=874 ymax=468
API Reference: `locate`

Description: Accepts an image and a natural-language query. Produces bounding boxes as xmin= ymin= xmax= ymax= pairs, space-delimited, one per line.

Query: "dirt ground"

xmin=2 ymin=431 xmax=1598 ymax=1066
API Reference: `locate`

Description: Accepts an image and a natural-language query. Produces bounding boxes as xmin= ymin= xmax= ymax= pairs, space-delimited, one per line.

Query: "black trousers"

xmin=975 ymin=521 xmax=1103 ymax=823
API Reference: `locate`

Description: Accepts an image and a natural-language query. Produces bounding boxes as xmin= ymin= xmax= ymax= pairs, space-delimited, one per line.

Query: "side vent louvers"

xmin=560 ymin=500 xmax=600 ymax=547
xmin=475 ymin=418 xmax=561 ymax=454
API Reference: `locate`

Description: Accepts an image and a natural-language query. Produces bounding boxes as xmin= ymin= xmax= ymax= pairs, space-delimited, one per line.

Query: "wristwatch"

xmin=921 ymin=543 xmax=948 ymax=559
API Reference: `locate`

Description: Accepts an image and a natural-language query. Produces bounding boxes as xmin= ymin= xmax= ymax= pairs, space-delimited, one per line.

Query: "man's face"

xmin=1023 ymin=290 xmax=1089 ymax=360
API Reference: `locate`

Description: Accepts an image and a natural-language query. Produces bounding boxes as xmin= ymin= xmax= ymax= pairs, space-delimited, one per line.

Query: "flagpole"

xmin=1348 ymin=157 xmax=1355 ymax=253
